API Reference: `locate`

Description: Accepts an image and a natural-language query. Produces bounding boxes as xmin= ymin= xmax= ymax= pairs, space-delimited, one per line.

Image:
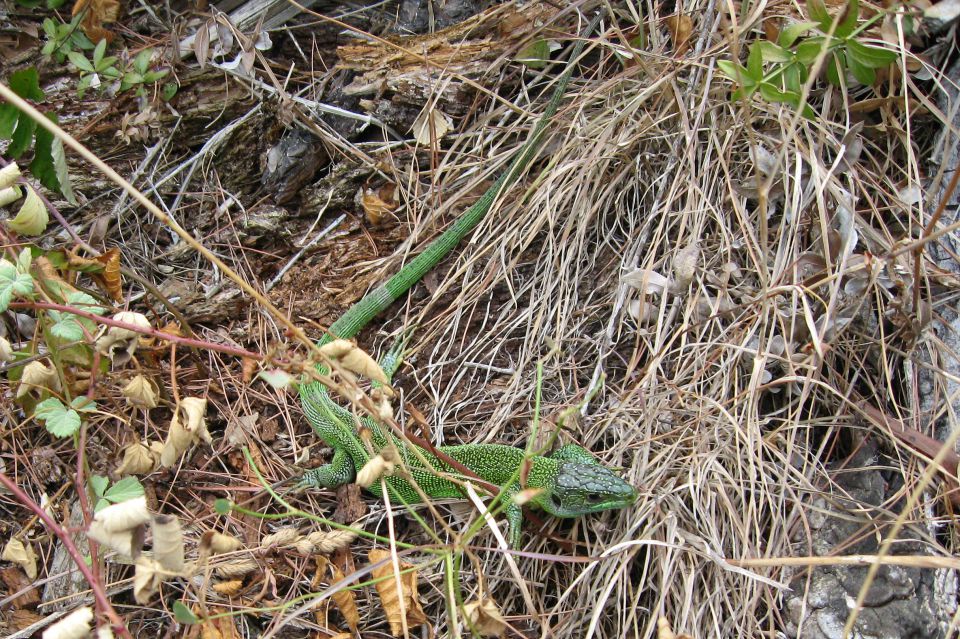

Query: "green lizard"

xmin=299 ymin=14 xmax=636 ymax=547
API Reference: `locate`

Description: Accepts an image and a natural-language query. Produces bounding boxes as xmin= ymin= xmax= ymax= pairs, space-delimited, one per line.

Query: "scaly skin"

xmin=299 ymin=15 xmax=636 ymax=547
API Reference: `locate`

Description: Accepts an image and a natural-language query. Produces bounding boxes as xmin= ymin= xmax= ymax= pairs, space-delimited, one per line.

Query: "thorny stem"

xmin=0 ymin=472 xmax=131 ymax=638
xmin=7 ymin=300 xmax=263 ymax=361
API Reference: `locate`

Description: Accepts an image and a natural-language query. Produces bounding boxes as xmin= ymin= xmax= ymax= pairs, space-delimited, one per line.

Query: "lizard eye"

xmin=585 ymin=493 xmax=602 ymax=503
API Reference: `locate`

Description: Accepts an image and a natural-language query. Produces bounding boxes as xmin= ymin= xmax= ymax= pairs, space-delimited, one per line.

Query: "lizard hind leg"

xmin=299 ymin=447 xmax=356 ymax=489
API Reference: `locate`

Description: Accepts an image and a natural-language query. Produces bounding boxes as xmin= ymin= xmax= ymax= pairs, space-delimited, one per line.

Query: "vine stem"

xmin=0 ymin=472 xmax=131 ymax=638
xmin=7 ymin=300 xmax=263 ymax=361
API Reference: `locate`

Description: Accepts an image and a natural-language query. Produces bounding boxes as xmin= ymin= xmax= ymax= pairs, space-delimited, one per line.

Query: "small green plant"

xmin=41 ymin=13 xmax=94 ymax=64
xmin=120 ymin=49 xmax=170 ymax=97
xmin=717 ymin=0 xmax=898 ymax=116
xmin=68 ymin=45 xmax=170 ymax=99
xmin=69 ymin=39 xmax=121 ymax=98
xmin=34 ymin=395 xmax=97 ymax=438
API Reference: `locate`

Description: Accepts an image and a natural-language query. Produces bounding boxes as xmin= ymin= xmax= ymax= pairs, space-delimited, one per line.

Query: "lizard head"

xmin=537 ymin=462 xmax=637 ymax=518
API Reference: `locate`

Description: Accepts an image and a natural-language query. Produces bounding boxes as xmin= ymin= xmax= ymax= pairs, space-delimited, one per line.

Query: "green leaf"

xmin=96 ymin=55 xmax=117 ymax=72
xmin=807 ymin=0 xmax=833 ymax=32
xmin=8 ymin=115 xmax=36 ymax=158
xmin=757 ymin=41 xmax=793 ymax=63
xmin=836 ymin=0 xmax=860 ymax=38
xmin=66 ymin=290 xmax=104 ymax=315
xmin=43 ymin=18 xmax=58 ymax=38
xmin=30 ymin=118 xmax=58 ymax=195
xmin=71 ymin=396 xmax=97 ymax=413
xmin=845 ymin=39 xmax=897 ymax=68
xmin=51 ymin=137 xmax=76 ymax=205
xmin=47 ymin=0 xmax=68 ymax=7
xmin=779 ymin=21 xmax=819 ymax=47
xmin=173 ymin=601 xmax=199 ymax=624
xmin=796 ymin=37 xmax=830 ymax=64
xmin=134 ymin=49 xmax=152 ymax=75
xmin=34 ymin=397 xmax=81 ymax=438
xmin=825 ymin=50 xmax=846 ymax=86
xmin=67 ymin=52 xmax=95 ymax=73
xmin=0 ymin=259 xmax=35 ymax=312
xmin=717 ymin=59 xmax=745 ymax=81
xmin=89 ymin=474 xmax=109 ymax=498
xmin=759 ymin=82 xmax=798 ymax=104
xmin=103 ymin=476 xmax=145 ymax=503
xmin=93 ymin=39 xmax=107 ymax=67
xmin=845 ymin=50 xmax=875 ymax=84
xmin=10 ymin=68 xmax=44 ymax=102
xmin=49 ymin=311 xmax=85 ymax=341
xmin=76 ymin=74 xmax=94 ymax=99
xmin=746 ymin=43 xmax=764 ymax=80
xmin=213 ymin=498 xmax=232 ymax=515
xmin=41 ymin=40 xmax=57 ymax=58
xmin=783 ymin=63 xmax=803 ymax=93
xmin=0 ymin=104 xmax=19 ymax=139
xmin=516 ymin=39 xmax=551 ymax=69
xmin=161 ymin=82 xmax=178 ymax=101
xmin=143 ymin=69 xmax=169 ymax=83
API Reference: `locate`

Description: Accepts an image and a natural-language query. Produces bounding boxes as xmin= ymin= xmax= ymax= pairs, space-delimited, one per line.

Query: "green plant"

xmin=41 ymin=13 xmax=94 ymax=64
xmin=120 ymin=49 xmax=170 ymax=97
xmin=68 ymin=45 xmax=170 ymax=99
xmin=69 ymin=39 xmax=122 ymax=98
xmin=717 ymin=0 xmax=898 ymax=116
xmin=0 ymin=69 xmax=75 ymax=201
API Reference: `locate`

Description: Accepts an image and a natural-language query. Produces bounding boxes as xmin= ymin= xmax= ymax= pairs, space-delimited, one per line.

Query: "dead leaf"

xmin=86 ymin=495 xmax=150 ymax=557
xmin=72 ymin=0 xmax=120 ymax=43
xmin=0 ymin=162 xmax=20 ymax=189
xmin=2 ymin=538 xmax=37 ymax=580
xmin=330 ymin=564 xmax=360 ymax=631
xmin=96 ymin=312 xmax=151 ymax=366
xmin=160 ymin=397 xmax=211 ymax=468
xmin=369 ymin=549 xmax=427 ymax=636
xmin=67 ymin=248 xmax=122 ymax=302
xmin=621 ymin=269 xmax=670 ymax=295
xmin=116 ymin=441 xmax=160 ymax=476
xmin=16 ymin=360 xmax=61 ymax=399
xmin=463 ymin=596 xmax=507 ymax=637
xmin=152 ymin=514 xmax=184 ymax=572
xmin=361 ymin=188 xmax=396 ymax=226
xmin=411 ymin=107 xmax=452 ymax=146
xmin=672 ymin=242 xmax=700 ymax=288
xmin=320 ymin=339 xmax=390 ymax=386
xmin=208 ymin=532 xmax=243 ymax=554
xmin=42 ymin=605 xmax=93 ymax=639
xmin=0 ymin=566 xmax=41 ymax=608
xmin=133 ymin=557 xmax=165 ymax=604
xmin=665 ymin=15 xmax=693 ymax=55
xmin=122 ymin=374 xmax=159 ymax=409
xmin=356 ymin=446 xmax=399 ymax=488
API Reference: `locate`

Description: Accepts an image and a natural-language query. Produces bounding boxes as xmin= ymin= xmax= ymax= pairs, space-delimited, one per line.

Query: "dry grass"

xmin=4 ymin=0 xmax=960 ymax=637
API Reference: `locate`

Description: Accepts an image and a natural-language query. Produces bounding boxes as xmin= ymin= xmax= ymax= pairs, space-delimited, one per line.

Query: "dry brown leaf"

xmin=463 ymin=596 xmax=507 ymax=637
xmin=68 ymin=248 xmax=122 ymax=302
xmin=356 ymin=449 xmax=398 ymax=488
xmin=160 ymin=397 xmax=211 ymax=468
xmin=665 ymin=14 xmax=693 ymax=55
xmin=72 ymin=0 xmax=120 ymax=43
xmin=152 ymin=514 xmax=184 ymax=572
xmin=411 ymin=107 xmax=452 ymax=146
xmin=17 ymin=360 xmax=61 ymax=399
xmin=196 ymin=606 xmax=241 ymax=639
xmin=2 ymin=538 xmax=37 ymax=580
xmin=122 ymin=374 xmax=159 ymax=409
xmin=361 ymin=188 xmax=396 ymax=226
xmin=133 ymin=557 xmax=165 ymax=604
xmin=86 ymin=495 xmax=150 ymax=557
xmin=369 ymin=549 xmax=427 ymax=636
xmin=96 ymin=312 xmax=151 ymax=366
xmin=42 ymin=605 xmax=92 ymax=639
xmin=0 ymin=336 xmax=12 ymax=363
xmin=319 ymin=339 xmax=390 ymax=385
xmin=672 ymin=242 xmax=700 ymax=288
xmin=329 ymin=564 xmax=360 ymax=631
xmin=116 ymin=441 xmax=160 ymax=475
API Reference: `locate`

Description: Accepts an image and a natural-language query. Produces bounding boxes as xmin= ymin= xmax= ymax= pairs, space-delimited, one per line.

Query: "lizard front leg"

xmin=300 ymin=447 xmax=356 ymax=489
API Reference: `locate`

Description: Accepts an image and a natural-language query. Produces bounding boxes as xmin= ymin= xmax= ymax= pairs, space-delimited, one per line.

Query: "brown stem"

xmin=0 ymin=472 xmax=131 ymax=638
xmin=8 ymin=301 xmax=262 ymax=360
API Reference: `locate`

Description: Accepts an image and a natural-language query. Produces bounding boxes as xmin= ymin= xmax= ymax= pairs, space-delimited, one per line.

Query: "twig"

xmin=0 ymin=472 xmax=130 ymax=638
